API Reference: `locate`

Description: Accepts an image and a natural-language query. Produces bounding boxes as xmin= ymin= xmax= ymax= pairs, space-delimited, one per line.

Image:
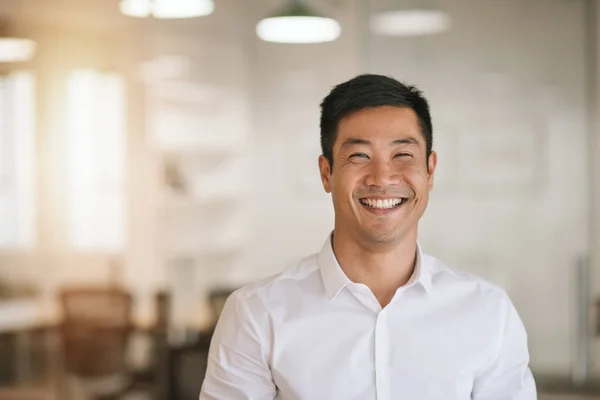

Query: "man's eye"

xmin=394 ymin=153 xmax=413 ymax=159
xmin=350 ymin=153 xmax=370 ymax=159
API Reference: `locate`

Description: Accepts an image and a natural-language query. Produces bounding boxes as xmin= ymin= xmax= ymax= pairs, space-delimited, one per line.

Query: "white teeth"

xmin=361 ymin=198 xmax=403 ymax=209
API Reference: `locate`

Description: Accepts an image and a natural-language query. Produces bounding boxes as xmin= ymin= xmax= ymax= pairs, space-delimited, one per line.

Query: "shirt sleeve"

xmin=199 ymin=292 xmax=277 ymax=400
xmin=472 ymin=292 xmax=537 ymax=400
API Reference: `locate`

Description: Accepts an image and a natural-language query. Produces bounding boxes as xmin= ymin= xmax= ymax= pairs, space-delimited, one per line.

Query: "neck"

xmin=332 ymin=228 xmax=418 ymax=308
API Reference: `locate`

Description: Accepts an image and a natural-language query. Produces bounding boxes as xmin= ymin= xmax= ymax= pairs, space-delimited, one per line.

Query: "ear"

xmin=318 ymin=155 xmax=332 ymax=193
xmin=427 ymin=151 xmax=437 ymax=191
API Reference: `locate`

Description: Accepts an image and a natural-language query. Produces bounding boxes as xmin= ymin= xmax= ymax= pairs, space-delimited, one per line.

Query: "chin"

xmin=361 ymin=228 xmax=402 ymax=245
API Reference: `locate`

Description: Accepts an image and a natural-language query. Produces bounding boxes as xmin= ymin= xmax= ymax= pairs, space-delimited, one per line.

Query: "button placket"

xmin=374 ymin=309 xmax=391 ymax=400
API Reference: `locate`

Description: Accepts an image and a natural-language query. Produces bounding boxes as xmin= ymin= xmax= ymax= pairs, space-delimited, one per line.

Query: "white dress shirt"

xmin=200 ymin=235 xmax=537 ymax=400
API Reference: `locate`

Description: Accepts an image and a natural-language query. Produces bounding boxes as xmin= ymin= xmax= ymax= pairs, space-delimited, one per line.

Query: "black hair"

xmin=319 ymin=74 xmax=433 ymax=168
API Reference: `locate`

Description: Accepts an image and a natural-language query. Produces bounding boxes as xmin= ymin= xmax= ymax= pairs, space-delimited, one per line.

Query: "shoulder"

xmin=422 ymin=253 xmax=523 ymax=348
xmin=227 ymin=253 xmax=321 ymax=311
xmin=423 ymin=252 xmax=513 ymax=308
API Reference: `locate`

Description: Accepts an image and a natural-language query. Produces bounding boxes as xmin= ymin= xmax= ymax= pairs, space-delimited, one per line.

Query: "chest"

xmin=269 ymin=297 xmax=498 ymax=400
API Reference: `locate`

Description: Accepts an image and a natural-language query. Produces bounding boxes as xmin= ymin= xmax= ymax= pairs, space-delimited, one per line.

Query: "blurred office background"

xmin=0 ymin=0 xmax=599 ymax=399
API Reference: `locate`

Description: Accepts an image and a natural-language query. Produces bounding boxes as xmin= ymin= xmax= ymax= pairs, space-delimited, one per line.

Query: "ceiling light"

xmin=257 ymin=1 xmax=341 ymax=44
xmin=153 ymin=0 xmax=214 ymax=19
xmin=0 ymin=21 xmax=37 ymax=63
xmin=119 ymin=0 xmax=214 ymax=19
xmin=119 ymin=0 xmax=152 ymax=18
xmin=370 ymin=9 xmax=451 ymax=37
xmin=0 ymin=38 xmax=36 ymax=62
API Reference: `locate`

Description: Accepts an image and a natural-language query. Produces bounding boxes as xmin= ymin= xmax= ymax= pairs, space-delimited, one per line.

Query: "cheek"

xmin=335 ymin=181 xmax=356 ymax=204
xmin=332 ymin=185 xmax=359 ymax=212
xmin=333 ymin=169 xmax=361 ymax=195
xmin=403 ymin=168 xmax=430 ymax=194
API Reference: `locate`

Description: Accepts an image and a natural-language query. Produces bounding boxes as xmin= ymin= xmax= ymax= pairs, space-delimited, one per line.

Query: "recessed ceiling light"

xmin=0 ymin=38 xmax=36 ymax=62
xmin=370 ymin=9 xmax=451 ymax=37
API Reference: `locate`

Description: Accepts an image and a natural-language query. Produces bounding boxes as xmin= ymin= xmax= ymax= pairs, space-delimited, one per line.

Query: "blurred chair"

xmin=143 ymin=291 xmax=170 ymax=400
xmin=59 ymin=287 xmax=135 ymax=400
xmin=165 ymin=288 xmax=236 ymax=400
xmin=167 ymin=333 xmax=211 ymax=400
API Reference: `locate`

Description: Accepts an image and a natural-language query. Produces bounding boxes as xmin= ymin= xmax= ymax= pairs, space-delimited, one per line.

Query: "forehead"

xmin=336 ymin=106 xmax=424 ymax=146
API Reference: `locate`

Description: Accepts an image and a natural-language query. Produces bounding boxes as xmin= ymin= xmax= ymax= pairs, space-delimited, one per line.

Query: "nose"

xmin=364 ymin=158 xmax=400 ymax=188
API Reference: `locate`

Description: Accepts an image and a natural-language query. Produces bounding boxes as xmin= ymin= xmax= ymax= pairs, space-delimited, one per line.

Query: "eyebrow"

xmin=392 ymin=138 xmax=420 ymax=147
xmin=340 ymin=137 xmax=420 ymax=150
xmin=340 ymin=138 xmax=371 ymax=150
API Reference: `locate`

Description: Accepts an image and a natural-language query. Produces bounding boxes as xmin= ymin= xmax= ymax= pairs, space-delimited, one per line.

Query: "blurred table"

xmin=0 ymin=299 xmax=51 ymax=386
xmin=0 ymin=295 xmax=217 ymax=400
xmin=0 ymin=299 xmax=47 ymax=333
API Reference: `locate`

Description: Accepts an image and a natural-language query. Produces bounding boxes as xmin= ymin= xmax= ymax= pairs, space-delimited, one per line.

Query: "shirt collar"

xmin=318 ymin=232 xmax=433 ymax=301
xmin=409 ymin=243 xmax=433 ymax=294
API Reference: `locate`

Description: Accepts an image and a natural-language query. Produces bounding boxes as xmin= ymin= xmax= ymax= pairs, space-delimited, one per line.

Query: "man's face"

xmin=319 ymin=106 xmax=437 ymax=246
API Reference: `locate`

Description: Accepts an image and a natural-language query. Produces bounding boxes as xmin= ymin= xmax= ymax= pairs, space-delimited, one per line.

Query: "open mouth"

xmin=359 ymin=197 xmax=406 ymax=210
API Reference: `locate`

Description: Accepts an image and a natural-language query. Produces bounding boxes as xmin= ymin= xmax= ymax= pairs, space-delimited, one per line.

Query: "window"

xmin=0 ymin=71 xmax=36 ymax=248
xmin=66 ymin=70 xmax=126 ymax=252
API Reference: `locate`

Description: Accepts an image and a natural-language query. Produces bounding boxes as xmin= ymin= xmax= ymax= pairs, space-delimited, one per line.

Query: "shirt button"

xmin=378 ymin=372 xmax=386 ymax=380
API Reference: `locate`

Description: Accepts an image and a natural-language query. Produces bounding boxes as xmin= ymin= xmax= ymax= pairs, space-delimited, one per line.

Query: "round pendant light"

xmin=119 ymin=0 xmax=215 ymax=19
xmin=257 ymin=0 xmax=341 ymax=44
xmin=119 ymin=0 xmax=151 ymax=17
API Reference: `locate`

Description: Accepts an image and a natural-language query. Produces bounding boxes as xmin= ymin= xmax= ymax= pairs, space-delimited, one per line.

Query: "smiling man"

xmin=199 ymin=74 xmax=537 ymax=400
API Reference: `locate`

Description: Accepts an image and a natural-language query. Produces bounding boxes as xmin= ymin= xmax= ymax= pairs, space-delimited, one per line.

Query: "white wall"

xmin=238 ymin=0 xmax=362 ymax=281
xmin=235 ymin=0 xmax=595 ymax=376
xmin=591 ymin=0 xmax=600 ymax=379
xmin=0 ymin=0 xmax=597 ymax=376
xmin=365 ymin=0 xmax=589 ymax=375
